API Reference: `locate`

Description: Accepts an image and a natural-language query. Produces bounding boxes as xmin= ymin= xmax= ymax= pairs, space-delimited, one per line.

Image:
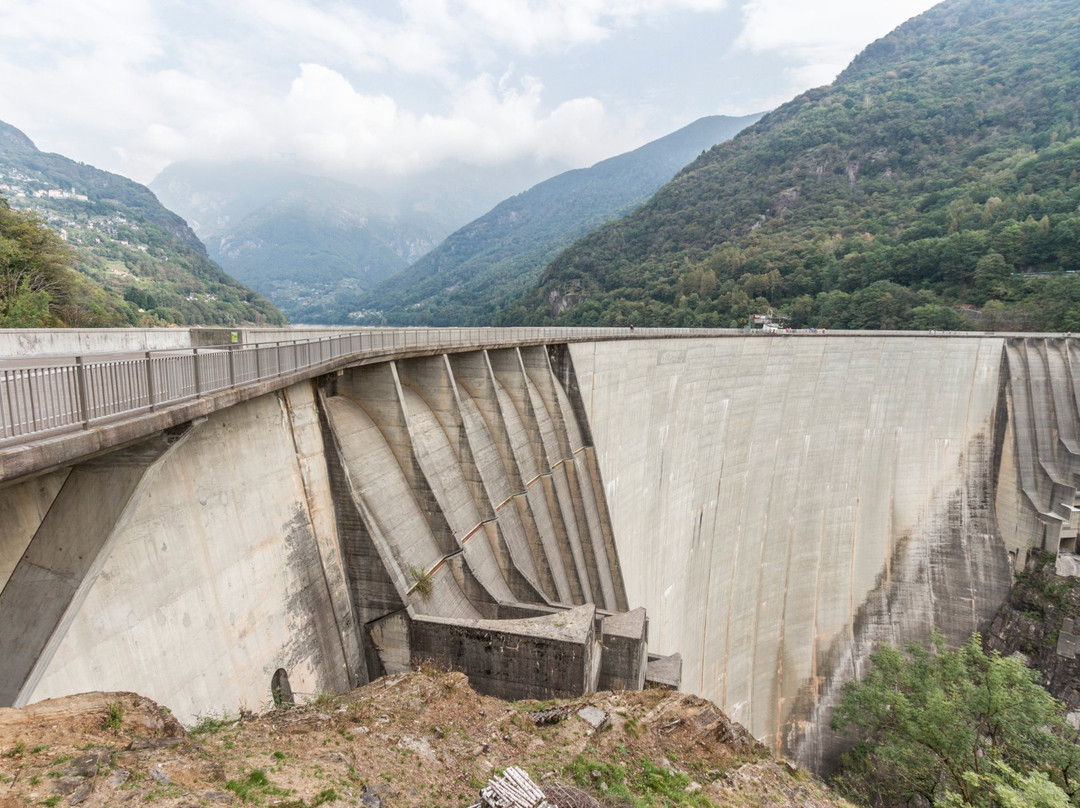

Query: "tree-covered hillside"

xmin=0 ymin=198 xmax=79 ymax=327
xmin=0 ymin=121 xmax=285 ymax=327
xmin=352 ymin=114 xmax=761 ymax=326
xmin=507 ymin=0 xmax=1080 ymax=331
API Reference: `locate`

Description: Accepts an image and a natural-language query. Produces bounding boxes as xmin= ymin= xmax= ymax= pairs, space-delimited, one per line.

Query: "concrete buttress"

xmin=0 ymin=422 xmax=199 ymax=706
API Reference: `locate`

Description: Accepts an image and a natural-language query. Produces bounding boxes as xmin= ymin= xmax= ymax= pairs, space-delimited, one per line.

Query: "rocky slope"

xmin=0 ymin=669 xmax=850 ymax=807
xmin=985 ymin=552 xmax=1080 ymax=718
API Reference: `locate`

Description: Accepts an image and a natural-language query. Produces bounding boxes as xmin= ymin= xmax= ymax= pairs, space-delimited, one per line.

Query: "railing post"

xmin=255 ymin=344 xmax=262 ymax=380
xmin=75 ymin=356 xmax=91 ymax=427
xmin=228 ymin=345 xmax=236 ymax=387
xmin=145 ymin=352 xmax=155 ymax=410
xmin=193 ymin=349 xmax=202 ymax=397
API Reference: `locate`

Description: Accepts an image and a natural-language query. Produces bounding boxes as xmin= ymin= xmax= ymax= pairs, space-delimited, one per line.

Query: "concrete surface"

xmin=598 ymin=607 xmax=647 ymax=691
xmin=317 ymin=348 xmax=632 ymax=699
xmin=570 ymin=336 xmax=1016 ymax=765
xmin=0 ymin=329 xmax=193 ymax=357
xmin=23 ymin=383 xmax=358 ymax=722
xmin=4 ymin=332 xmax=1077 ymax=769
xmin=0 ymin=469 xmax=69 ymax=587
xmin=406 ymin=604 xmax=599 ymax=701
xmin=0 ymin=427 xmax=194 ymax=705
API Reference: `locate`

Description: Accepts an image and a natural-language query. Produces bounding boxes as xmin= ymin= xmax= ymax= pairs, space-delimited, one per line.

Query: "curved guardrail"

xmin=0 ymin=326 xmax=733 ymax=446
xmin=2 ymin=325 xmax=1052 ymax=449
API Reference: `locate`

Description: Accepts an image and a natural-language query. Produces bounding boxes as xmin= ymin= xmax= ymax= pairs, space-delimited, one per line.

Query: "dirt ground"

xmin=0 ymin=669 xmax=851 ymax=807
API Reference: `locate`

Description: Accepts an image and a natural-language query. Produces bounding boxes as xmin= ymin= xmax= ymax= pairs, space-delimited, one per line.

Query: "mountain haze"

xmin=512 ymin=0 xmax=1080 ymax=332
xmin=152 ymin=157 xmax=568 ymax=323
xmin=0 ymin=121 xmax=284 ymax=327
xmin=351 ymin=113 xmax=762 ymax=326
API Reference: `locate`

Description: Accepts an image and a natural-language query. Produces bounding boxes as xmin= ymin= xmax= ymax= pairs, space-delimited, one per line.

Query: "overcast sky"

xmin=0 ymin=0 xmax=940 ymax=186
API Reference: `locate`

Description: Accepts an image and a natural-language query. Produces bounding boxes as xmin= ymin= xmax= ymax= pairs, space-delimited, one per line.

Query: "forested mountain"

xmin=0 ymin=121 xmax=284 ymax=327
xmin=350 ymin=114 xmax=761 ymax=326
xmin=506 ymin=0 xmax=1080 ymax=331
xmin=152 ymin=157 xmax=567 ymax=323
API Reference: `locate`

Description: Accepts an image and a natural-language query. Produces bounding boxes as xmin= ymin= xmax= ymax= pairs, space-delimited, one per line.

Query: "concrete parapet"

xmin=0 ymin=328 xmax=193 ymax=357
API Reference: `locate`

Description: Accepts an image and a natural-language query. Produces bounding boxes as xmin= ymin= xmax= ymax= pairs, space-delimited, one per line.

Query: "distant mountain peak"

xmin=0 ymin=121 xmax=37 ymax=153
xmin=348 ymin=113 xmax=762 ymax=326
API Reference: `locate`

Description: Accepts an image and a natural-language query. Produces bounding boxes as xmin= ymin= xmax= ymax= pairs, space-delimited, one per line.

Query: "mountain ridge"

xmin=511 ymin=0 xmax=1080 ymax=331
xmin=346 ymin=113 xmax=762 ymax=326
xmin=151 ymin=156 xmax=569 ymax=323
xmin=0 ymin=120 xmax=285 ymax=327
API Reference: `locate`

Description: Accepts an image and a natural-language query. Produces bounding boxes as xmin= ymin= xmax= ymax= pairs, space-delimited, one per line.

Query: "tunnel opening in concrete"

xmin=271 ymin=669 xmax=293 ymax=707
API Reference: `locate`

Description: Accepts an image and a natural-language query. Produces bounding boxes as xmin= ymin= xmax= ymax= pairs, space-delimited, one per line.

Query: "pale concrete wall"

xmin=0 ymin=329 xmax=193 ymax=357
xmin=998 ymin=339 xmax=1080 ymax=559
xmin=0 ymin=469 xmax=69 ymax=588
xmin=0 ymin=327 xmax=368 ymax=357
xmin=570 ymin=335 xmax=1015 ymax=764
xmin=25 ymin=382 xmax=356 ymax=723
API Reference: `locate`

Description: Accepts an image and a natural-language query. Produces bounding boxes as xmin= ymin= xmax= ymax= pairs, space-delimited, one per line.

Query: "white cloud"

xmin=0 ymin=0 xmax=936 ymax=186
xmin=738 ymin=0 xmax=938 ymax=87
xmin=241 ymin=0 xmax=731 ymax=74
xmin=0 ymin=0 xmax=681 ymax=183
xmin=240 ymin=0 xmax=458 ymax=78
xmin=271 ymin=64 xmax=625 ymax=176
xmin=0 ymin=0 xmax=162 ymax=62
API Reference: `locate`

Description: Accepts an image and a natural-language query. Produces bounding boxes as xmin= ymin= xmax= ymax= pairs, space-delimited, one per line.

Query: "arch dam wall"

xmin=1 ymin=332 xmax=1075 ymax=768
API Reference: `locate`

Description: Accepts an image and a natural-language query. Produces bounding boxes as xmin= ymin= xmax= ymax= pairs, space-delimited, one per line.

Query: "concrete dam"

xmin=0 ymin=329 xmax=1073 ymax=767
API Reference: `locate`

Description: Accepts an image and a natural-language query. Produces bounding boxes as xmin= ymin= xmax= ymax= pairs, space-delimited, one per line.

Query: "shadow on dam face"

xmin=4 ymin=334 xmax=1073 ymax=769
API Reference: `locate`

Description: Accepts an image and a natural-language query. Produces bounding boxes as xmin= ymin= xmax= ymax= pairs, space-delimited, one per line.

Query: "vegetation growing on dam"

xmin=506 ymin=0 xmax=1080 ymax=332
xmin=830 ymin=630 xmax=1080 ymax=808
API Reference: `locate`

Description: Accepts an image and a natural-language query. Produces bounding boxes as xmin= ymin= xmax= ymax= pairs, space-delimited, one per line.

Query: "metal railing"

xmin=0 ymin=326 xmax=727 ymax=446
xmin=4 ymin=324 xmax=1033 ymax=448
